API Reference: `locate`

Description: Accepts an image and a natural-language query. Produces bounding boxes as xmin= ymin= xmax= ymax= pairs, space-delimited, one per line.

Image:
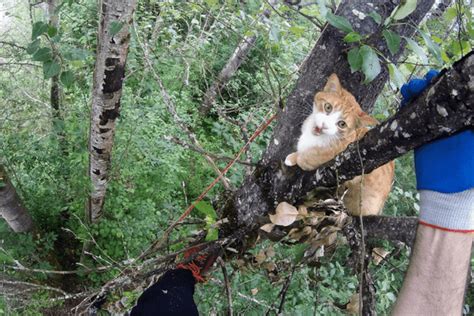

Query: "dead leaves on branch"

xmin=260 ymin=198 xmax=350 ymax=264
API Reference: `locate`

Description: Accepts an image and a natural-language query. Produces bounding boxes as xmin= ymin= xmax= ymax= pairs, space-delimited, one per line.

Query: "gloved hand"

xmin=401 ymin=70 xmax=474 ymax=232
xmin=400 ymin=70 xmax=474 ymax=193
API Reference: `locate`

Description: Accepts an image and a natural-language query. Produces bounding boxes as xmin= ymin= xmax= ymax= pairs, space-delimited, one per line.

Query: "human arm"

xmin=392 ymin=71 xmax=474 ymax=315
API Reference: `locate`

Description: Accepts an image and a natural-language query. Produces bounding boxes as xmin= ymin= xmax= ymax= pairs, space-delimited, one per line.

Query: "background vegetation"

xmin=0 ymin=0 xmax=472 ymax=314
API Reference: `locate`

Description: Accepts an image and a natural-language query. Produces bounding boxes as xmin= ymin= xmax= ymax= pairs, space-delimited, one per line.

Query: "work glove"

xmin=400 ymin=70 xmax=474 ymax=232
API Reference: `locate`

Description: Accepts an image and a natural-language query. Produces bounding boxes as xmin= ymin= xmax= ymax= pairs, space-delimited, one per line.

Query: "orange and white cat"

xmin=285 ymin=74 xmax=394 ymax=216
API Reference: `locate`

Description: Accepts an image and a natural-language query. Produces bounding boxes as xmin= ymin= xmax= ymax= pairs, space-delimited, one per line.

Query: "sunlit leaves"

xmin=419 ymin=29 xmax=442 ymax=63
xmin=388 ymin=63 xmax=405 ymax=88
xmin=404 ymin=37 xmax=428 ymax=64
xmin=392 ymin=0 xmax=417 ymax=20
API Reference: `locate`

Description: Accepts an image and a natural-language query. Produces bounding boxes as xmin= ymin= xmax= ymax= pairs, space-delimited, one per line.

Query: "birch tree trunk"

xmin=47 ymin=0 xmax=60 ymax=120
xmin=0 ymin=166 xmax=33 ymax=233
xmin=199 ymin=1 xmax=275 ymax=115
xmin=87 ymin=0 xmax=137 ymax=224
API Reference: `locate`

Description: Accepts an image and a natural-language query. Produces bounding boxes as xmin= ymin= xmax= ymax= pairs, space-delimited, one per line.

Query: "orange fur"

xmin=285 ymin=74 xmax=394 ymax=216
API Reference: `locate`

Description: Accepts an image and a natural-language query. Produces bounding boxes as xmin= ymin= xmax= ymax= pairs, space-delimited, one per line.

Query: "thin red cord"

xmin=170 ymin=110 xmax=277 ymax=228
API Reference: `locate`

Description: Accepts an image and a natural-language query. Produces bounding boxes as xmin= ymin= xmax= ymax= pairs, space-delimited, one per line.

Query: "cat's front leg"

xmin=296 ymin=147 xmax=337 ymax=171
xmin=284 ymin=152 xmax=298 ymax=166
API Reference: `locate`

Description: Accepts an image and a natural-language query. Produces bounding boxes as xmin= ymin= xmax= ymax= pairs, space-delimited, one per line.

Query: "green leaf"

xmin=404 ymin=37 xmax=428 ymax=64
xmin=388 ymin=63 xmax=405 ymax=88
xmin=62 ymin=47 xmax=90 ymax=61
xmin=326 ymin=12 xmax=353 ymax=33
xmin=368 ymin=11 xmax=382 ymax=24
xmin=32 ymin=47 xmax=52 ymax=62
xmin=343 ymin=32 xmax=362 ymax=43
xmin=205 ymin=0 xmax=218 ymax=7
xmin=392 ymin=0 xmax=417 ymax=20
xmin=43 ymin=61 xmax=61 ymax=79
xmin=205 ymin=228 xmax=218 ymax=241
xmin=31 ymin=21 xmax=48 ymax=39
xmin=289 ymin=25 xmax=305 ymax=37
xmin=194 ymin=201 xmax=217 ymax=220
xmin=382 ymin=30 xmax=401 ymax=55
xmin=60 ymin=70 xmax=74 ymax=87
xmin=444 ymin=7 xmax=457 ymax=22
xmin=419 ymin=30 xmax=442 ymax=63
xmin=360 ymin=45 xmax=381 ymax=83
xmin=293 ymin=244 xmax=308 ymax=263
xmin=347 ymin=47 xmax=362 ymax=73
xmin=109 ymin=21 xmax=124 ymax=37
xmin=47 ymin=25 xmax=58 ymax=38
xmin=26 ymin=39 xmax=41 ymax=55
xmin=269 ymin=24 xmax=280 ymax=42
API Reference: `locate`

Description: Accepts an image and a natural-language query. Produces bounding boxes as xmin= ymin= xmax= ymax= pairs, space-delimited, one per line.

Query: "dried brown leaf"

xmin=265 ymin=245 xmax=276 ymax=258
xmin=255 ymin=249 xmax=266 ymax=264
xmin=270 ymin=202 xmax=299 ymax=226
xmin=260 ymin=223 xmax=275 ymax=233
xmin=264 ymin=261 xmax=277 ymax=272
xmin=346 ymin=293 xmax=359 ymax=314
xmin=372 ymin=247 xmax=390 ymax=265
xmin=251 ymin=288 xmax=259 ymax=296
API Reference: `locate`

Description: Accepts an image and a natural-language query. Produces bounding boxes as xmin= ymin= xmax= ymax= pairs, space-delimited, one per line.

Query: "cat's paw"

xmin=284 ymin=153 xmax=297 ymax=166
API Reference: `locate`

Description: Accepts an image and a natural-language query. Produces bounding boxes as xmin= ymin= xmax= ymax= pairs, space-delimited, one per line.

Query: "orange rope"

xmin=141 ymin=109 xmax=277 ymax=258
xmin=172 ymin=110 xmax=277 ymax=226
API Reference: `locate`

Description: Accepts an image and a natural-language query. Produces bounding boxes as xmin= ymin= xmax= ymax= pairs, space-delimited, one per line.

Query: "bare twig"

xmin=218 ymin=258 xmax=233 ymax=316
xmin=135 ymin=23 xmax=233 ymax=190
xmin=166 ymin=135 xmax=256 ymax=167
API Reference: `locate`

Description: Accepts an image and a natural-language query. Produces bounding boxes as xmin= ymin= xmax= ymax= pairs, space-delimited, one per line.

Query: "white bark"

xmin=199 ymin=1 xmax=276 ymax=115
xmin=88 ymin=0 xmax=137 ymax=223
xmin=0 ymin=167 xmax=33 ymax=233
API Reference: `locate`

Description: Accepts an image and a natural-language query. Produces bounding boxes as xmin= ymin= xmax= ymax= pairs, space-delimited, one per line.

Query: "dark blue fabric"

xmin=400 ymin=70 xmax=474 ymax=193
xmin=130 ymin=269 xmax=198 ymax=316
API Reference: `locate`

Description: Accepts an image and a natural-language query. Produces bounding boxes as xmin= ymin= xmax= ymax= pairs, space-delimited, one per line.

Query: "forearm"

xmin=392 ymin=223 xmax=473 ymax=315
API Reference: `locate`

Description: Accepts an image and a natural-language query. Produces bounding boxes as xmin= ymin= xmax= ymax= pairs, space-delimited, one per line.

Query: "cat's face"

xmin=298 ymin=74 xmax=377 ymax=150
xmin=310 ymin=93 xmax=358 ymax=138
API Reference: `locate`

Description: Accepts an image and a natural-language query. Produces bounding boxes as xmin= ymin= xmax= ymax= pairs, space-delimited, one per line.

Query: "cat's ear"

xmin=323 ymin=74 xmax=342 ymax=94
xmin=357 ymin=111 xmax=379 ymax=127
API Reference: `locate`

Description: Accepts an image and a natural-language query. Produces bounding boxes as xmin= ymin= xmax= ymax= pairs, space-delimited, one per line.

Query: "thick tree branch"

xmin=221 ymin=0 xmax=437 ymax=235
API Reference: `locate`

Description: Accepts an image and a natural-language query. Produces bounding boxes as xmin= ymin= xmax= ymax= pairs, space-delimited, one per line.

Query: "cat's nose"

xmin=313 ymin=126 xmax=322 ymax=134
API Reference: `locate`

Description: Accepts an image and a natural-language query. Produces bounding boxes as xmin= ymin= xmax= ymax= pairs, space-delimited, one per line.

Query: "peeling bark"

xmin=0 ymin=166 xmax=33 ymax=233
xmin=221 ymin=0 xmax=436 ymax=235
xmin=87 ymin=0 xmax=137 ymax=224
xmin=199 ymin=1 xmax=275 ymax=116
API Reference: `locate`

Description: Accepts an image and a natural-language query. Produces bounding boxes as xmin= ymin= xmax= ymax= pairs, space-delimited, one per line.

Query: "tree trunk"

xmin=221 ymin=0 xmax=436 ymax=233
xmin=199 ymin=1 xmax=275 ymax=116
xmin=47 ymin=0 xmax=60 ymax=117
xmin=0 ymin=166 xmax=33 ymax=233
xmin=87 ymin=0 xmax=137 ymax=224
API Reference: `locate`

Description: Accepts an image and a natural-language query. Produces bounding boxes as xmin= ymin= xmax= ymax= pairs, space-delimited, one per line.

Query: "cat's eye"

xmin=337 ymin=120 xmax=347 ymax=128
xmin=323 ymin=103 xmax=332 ymax=113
